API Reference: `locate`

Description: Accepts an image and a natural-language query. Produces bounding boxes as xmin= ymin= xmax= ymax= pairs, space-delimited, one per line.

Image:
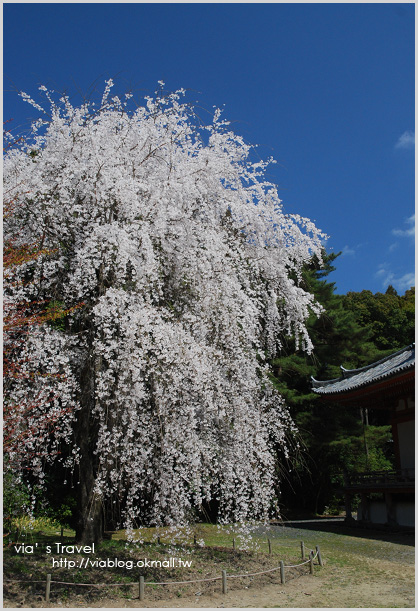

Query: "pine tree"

xmin=270 ymin=252 xmax=397 ymax=514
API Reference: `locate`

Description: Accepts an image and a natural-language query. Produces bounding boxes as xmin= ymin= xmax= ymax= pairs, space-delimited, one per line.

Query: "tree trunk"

xmin=75 ymin=478 xmax=103 ymax=544
xmin=74 ymin=350 xmax=103 ymax=544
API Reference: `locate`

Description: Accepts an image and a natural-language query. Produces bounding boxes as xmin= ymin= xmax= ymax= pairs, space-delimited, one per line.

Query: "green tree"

xmin=271 ymin=253 xmax=407 ymax=516
xmin=343 ymin=286 xmax=415 ymax=351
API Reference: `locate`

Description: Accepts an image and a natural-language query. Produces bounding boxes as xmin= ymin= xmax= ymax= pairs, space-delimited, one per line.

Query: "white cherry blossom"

xmin=4 ymin=82 xmax=325 ymax=540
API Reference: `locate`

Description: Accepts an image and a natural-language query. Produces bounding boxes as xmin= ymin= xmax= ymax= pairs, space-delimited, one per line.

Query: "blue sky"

xmin=3 ymin=2 xmax=415 ymax=295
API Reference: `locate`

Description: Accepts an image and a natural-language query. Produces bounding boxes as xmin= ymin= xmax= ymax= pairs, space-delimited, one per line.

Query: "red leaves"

xmin=3 ymin=218 xmax=83 ymax=467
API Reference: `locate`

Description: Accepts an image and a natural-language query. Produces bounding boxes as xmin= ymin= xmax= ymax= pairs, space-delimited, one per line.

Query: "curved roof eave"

xmin=311 ymin=344 xmax=415 ymax=395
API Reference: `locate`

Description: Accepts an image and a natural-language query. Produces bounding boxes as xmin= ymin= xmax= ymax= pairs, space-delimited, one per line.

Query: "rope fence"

xmin=4 ymin=540 xmax=324 ymax=603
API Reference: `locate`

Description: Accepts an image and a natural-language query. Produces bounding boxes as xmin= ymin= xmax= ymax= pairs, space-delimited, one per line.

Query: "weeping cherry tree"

xmin=3 ymin=81 xmax=325 ymax=543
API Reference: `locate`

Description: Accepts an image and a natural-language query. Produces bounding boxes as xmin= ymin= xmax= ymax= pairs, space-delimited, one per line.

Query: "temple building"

xmin=312 ymin=344 xmax=415 ymax=528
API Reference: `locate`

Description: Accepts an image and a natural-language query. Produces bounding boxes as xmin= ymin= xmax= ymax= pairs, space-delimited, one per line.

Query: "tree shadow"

xmin=276 ymin=517 xmax=414 ymax=546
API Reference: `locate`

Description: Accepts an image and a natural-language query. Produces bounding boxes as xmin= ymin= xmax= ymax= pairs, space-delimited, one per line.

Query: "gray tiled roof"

xmin=311 ymin=344 xmax=415 ymax=395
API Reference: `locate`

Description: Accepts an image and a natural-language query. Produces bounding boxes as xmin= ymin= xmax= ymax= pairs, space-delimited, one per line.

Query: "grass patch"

xmin=4 ymin=522 xmax=307 ymax=606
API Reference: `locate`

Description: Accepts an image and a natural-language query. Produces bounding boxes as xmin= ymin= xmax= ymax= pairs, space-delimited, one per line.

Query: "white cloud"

xmin=376 ymin=266 xmax=391 ymax=284
xmin=395 ymin=272 xmax=416 ymax=292
xmin=376 ymin=266 xmax=415 ymax=292
xmin=395 ymin=130 xmax=415 ymax=150
xmin=342 ymin=244 xmax=355 ymax=256
xmin=341 ymin=242 xmax=366 ymax=257
xmin=392 ymin=214 xmax=415 ymax=238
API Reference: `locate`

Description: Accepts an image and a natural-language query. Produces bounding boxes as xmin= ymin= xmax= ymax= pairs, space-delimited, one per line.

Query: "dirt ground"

xmin=53 ymin=554 xmax=414 ymax=608
xmin=145 ymin=557 xmax=415 ymax=608
xmin=4 ymin=523 xmax=415 ymax=608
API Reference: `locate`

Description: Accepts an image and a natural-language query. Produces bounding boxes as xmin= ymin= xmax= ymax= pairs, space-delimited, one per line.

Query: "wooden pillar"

xmin=344 ymin=492 xmax=353 ymax=522
xmin=360 ymin=493 xmax=369 ymax=522
xmin=391 ymin=419 xmax=402 ymax=471
xmin=309 ymin=551 xmax=314 ymax=574
xmin=222 ymin=570 xmax=227 ymax=594
xmin=46 ymin=574 xmax=51 ymax=603
xmin=139 ymin=576 xmax=144 ymax=601
xmin=280 ymin=560 xmax=285 ymax=584
xmin=316 ymin=545 xmax=323 ymax=567
xmin=385 ymin=492 xmax=397 ymax=525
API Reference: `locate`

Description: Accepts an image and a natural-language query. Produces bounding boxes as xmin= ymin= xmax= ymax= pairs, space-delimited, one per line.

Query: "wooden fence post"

xmin=309 ymin=551 xmax=314 ymax=574
xmin=280 ymin=560 xmax=285 ymax=584
xmin=268 ymin=538 xmax=272 ymax=554
xmin=301 ymin=541 xmax=305 ymax=560
xmin=316 ymin=545 xmax=323 ymax=567
xmin=222 ymin=570 xmax=227 ymax=594
xmin=139 ymin=575 xmax=144 ymax=601
xmin=45 ymin=574 xmax=51 ymax=603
